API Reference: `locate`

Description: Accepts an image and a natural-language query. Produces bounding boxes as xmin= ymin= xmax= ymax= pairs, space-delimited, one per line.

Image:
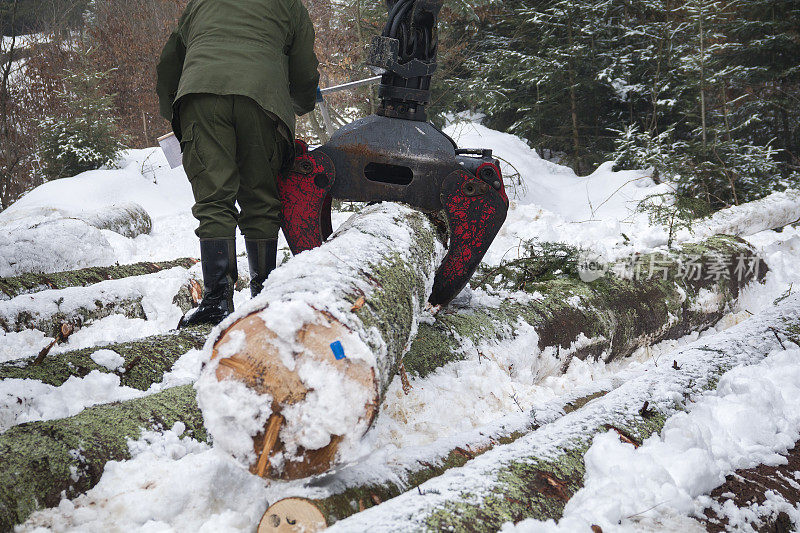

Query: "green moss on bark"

xmin=0 ymin=258 xmax=198 ymax=301
xmin=344 ymin=210 xmax=448 ymax=397
xmin=0 ymin=326 xmax=210 ymax=390
xmin=0 ymin=385 xmax=204 ymax=532
xmin=403 ymin=236 xmax=765 ymax=378
xmin=421 ymin=412 xmax=669 ymax=531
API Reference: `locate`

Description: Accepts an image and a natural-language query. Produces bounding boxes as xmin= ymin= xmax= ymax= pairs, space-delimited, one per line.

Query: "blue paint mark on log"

xmin=330 ymin=341 xmax=346 ymax=360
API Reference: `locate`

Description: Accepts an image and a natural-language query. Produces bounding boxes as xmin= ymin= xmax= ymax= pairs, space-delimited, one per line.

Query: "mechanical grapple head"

xmin=277 ymin=0 xmax=509 ymax=306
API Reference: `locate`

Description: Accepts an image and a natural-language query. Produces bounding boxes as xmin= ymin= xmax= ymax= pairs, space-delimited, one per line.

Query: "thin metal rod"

xmin=318 ymin=99 xmax=335 ymax=138
xmin=319 ymin=76 xmax=382 ymax=96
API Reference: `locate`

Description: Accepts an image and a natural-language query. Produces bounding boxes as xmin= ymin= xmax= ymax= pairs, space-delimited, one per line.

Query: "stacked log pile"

xmin=0 ymin=194 xmax=797 ymax=531
xmin=0 ymin=232 xmax=771 ymax=530
xmin=0 ymin=256 xmax=207 ymax=530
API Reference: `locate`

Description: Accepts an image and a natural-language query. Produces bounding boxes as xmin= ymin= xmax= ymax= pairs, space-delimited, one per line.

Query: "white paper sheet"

xmin=158 ymin=132 xmax=182 ymax=169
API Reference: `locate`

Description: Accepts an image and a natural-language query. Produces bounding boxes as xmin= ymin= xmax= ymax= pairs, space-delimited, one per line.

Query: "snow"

xmin=4 ymin=119 xmax=800 ymax=531
xmin=21 ymin=423 xmax=269 ymax=533
xmin=89 ymin=349 xmax=125 ymax=371
xmin=505 ymin=346 xmax=800 ymax=532
xmin=0 ymin=150 xmax=198 ymax=276
xmin=330 ymin=295 xmax=800 ymax=531
xmin=694 ymin=188 xmax=800 ymax=239
xmin=0 ymin=371 xmax=145 ymax=432
xmin=195 ymin=370 xmax=274 ymax=466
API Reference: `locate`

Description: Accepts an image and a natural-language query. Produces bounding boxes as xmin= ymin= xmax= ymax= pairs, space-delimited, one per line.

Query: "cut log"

xmin=74 ymin=202 xmax=153 ymax=238
xmin=0 ymin=203 xmax=153 ymax=278
xmin=197 ymin=203 xmax=448 ymax=480
xmin=328 ymin=295 xmax=800 ymax=531
xmin=404 ymin=235 xmax=767 ymax=378
xmin=0 ymin=258 xmax=198 ymax=301
xmin=694 ymin=187 xmax=800 ymax=238
xmin=0 ymin=269 xmax=201 ymax=337
xmin=0 ymin=325 xmax=210 ymax=389
xmin=0 ymin=384 xmax=205 ymax=533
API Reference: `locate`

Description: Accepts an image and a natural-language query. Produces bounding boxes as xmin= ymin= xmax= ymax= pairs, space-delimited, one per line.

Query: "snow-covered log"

xmin=694 ymin=188 xmax=800 ymax=238
xmin=404 ymin=235 xmax=766 ymax=378
xmin=0 ymin=325 xmax=210 ymax=389
xmin=327 ymin=295 xmax=800 ymax=532
xmin=71 ymin=202 xmax=153 ymax=238
xmin=0 ymin=385 xmax=205 ymax=532
xmin=0 ymin=269 xmax=201 ymax=337
xmin=0 ymin=258 xmax=198 ymax=301
xmin=0 ymin=203 xmax=153 ymax=278
xmin=698 ymin=440 xmax=800 ymax=532
xmin=197 ymin=203 xmax=447 ymax=481
xmin=267 ymin=387 xmax=614 ymax=526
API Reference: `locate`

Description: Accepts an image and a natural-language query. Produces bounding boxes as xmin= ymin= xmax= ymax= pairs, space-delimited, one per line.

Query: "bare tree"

xmin=1 ymin=0 xmax=25 ymax=210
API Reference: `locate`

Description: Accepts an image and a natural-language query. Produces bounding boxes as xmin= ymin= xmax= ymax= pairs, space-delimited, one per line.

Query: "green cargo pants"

xmin=178 ymin=93 xmax=288 ymax=240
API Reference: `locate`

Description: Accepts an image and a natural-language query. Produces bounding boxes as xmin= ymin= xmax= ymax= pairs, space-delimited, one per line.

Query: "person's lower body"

xmin=176 ymin=93 xmax=288 ymax=327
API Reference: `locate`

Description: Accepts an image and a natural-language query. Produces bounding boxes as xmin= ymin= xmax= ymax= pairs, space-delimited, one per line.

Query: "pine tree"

xmin=463 ymin=0 xmax=796 ymax=206
xmin=711 ymin=0 xmax=800 ymax=180
xmin=37 ymin=47 xmax=127 ymax=181
xmin=464 ymin=0 xmax=639 ymax=174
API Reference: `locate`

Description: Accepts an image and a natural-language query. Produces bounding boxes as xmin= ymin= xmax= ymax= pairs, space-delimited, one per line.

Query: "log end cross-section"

xmin=212 ymin=310 xmax=379 ymax=480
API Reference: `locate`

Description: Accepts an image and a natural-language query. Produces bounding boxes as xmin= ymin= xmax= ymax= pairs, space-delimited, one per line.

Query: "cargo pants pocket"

xmin=180 ymin=122 xmax=207 ymax=181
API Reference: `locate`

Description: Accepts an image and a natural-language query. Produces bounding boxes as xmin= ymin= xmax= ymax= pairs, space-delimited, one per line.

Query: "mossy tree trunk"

xmin=404 ymin=235 xmax=766 ymax=378
xmin=0 ymin=258 xmax=198 ymax=301
xmin=0 ymin=385 xmax=205 ymax=532
xmin=330 ymin=296 xmax=800 ymax=531
xmin=0 ymin=277 xmax=200 ymax=337
xmin=66 ymin=202 xmax=152 ymax=238
xmin=0 ymin=325 xmax=210 ymax=389
xmin=695 ymin=187 xmax=800 ymax=238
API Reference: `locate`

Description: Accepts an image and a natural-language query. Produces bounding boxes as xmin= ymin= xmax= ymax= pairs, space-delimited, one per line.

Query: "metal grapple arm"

xmin=276 ymin=0 xmax=509 ymax=306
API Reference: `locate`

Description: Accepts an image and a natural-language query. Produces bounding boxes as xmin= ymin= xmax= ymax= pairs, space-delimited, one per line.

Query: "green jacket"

xmin=156 ymin=0 xmax=319 ymax=140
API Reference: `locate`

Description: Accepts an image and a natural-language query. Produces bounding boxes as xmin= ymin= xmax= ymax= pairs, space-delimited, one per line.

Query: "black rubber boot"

xmin=245 ymin=238 xmax=278 ymax=298
xmin=179 ymin=239 xmax=237 ymax=328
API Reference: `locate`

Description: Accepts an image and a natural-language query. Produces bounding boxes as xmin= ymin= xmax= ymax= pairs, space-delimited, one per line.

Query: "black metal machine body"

xmin=277 ymin=0 xmax=509 ymax=306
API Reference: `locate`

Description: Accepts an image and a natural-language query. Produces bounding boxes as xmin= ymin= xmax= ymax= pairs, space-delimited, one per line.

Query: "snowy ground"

xmin=2 ymin=120 xmax=800 ymax=532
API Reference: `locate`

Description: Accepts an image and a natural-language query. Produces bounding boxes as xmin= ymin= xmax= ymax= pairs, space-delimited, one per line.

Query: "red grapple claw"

xmin=277 ymin=149 xmax=335 ymax=255
xmin=430 ymin=168 xmax=509 ymax=306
